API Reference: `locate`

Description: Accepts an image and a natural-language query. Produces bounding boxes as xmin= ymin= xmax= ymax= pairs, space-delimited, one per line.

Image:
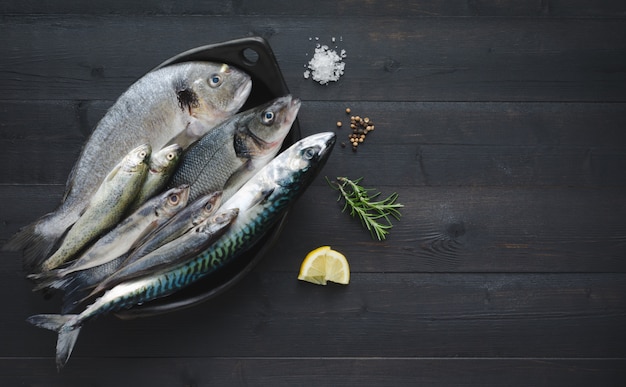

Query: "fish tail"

xmin=3 ymin=210 xmax=75 ymax=272
xmin=26 ymin=314 xmax=82 ymax=371
xmin=29 ymin=272 xmax=72 ymax=293
xmin=61 ymin=275 xmax=94 ymax=314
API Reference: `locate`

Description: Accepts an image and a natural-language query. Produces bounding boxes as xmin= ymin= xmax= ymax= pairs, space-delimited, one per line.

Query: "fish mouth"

xmin=303 ymin=132 xmax=337 ymax=159
xmin=284 ymin=97 xmax=301 ymax=125
xmin=226 ymin=78 xmax=252 ymax=113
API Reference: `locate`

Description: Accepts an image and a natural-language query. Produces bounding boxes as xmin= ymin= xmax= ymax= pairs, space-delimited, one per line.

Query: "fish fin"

xmin=3 ymin=216 xmax=60 ymax=272
xmin=29 ymin=271 xmax=68 ymax=292
xmin=222 ymin=160 xmax=254 ymax=193
xmin=26 ymin=314 xmax=81 ymax=371
xmin=241 ymin=188 xmax=274 ymax=212
xmin=60 ymin=275 xmax=95 ymax=314
xmin=105 ymin=164 xmax=121 ymax=183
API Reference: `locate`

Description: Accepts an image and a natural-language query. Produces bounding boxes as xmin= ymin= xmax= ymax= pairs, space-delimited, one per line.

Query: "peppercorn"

xmin=346 ymin=108 xmax=351 ymax=114
xmin=336 ymin=121 xmax=342 ymax=128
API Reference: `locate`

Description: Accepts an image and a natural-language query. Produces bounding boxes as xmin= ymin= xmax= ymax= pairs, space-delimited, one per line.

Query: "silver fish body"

xmin=124 ymin=191 xmax=224 ymax=267
xmin=26 ymin=132 xmax=336 ymax=370
xmin=129 ymin=144 xmax=183 ymax=211
xmin=40 ymin=144 xmax=152 ymax=271
xmin=54 ymin=185 xmax=190 ymax=278
xmin=50 ymin=191 xmax=222 ymax=314
xmin=6 ymin=62 xmax=252 ymax=270
xmin=168 ymin=95 xmax=301 ymax=203
xmin=91 ymin=208 xmax=239 ymax=295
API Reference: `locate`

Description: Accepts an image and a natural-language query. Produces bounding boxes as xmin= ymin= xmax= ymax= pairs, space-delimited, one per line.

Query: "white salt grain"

xmin=304 ymin=44 xmax=347 ymax=85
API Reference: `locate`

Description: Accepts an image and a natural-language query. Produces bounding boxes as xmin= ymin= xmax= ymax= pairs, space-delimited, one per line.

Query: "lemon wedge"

xmin=298 ymin=246 xmax=350 ymax=285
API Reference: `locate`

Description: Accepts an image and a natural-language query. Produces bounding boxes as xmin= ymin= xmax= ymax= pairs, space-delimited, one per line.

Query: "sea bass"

xmin=167 ymin=95 xmax=300 ymax=203
xmin=40 ymin=144 xmax=151 ymax=272
xmin=26 ymin=132 xmax=336 ymax=370
xmin=129 ymin=144 xmax=183 ymax=211
xmin=5 ymin=62 xmax=252 ymax=270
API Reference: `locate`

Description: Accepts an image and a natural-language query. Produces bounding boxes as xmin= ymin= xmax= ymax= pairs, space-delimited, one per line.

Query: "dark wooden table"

xmin=1 ymin=1 xmax=625 ymax=385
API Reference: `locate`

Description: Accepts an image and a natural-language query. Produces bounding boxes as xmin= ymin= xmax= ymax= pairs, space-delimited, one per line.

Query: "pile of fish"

xmin=4 ymin=60 xmax=335 ymax=369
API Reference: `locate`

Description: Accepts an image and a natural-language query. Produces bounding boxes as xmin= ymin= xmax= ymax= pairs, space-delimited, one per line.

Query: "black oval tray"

xmin=115 ymin=36 xmax=300 ymax=319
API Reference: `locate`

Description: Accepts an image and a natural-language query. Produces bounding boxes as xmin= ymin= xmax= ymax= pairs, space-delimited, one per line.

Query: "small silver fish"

xmin=47 ymin=191 xmax=221 ymax=313
xmin=37 ymin=185 xmax=190 ymax=284
xmin=5 ymin=62 xmax=252 ymax=271
xmin=125 ymin=191 xmax=224 ymax=266
xmin=90 ymin=208 xmax=239 ymax=296
xmin=129 ymin=143 xmax=183 ymax=211
xmin=40 ymin=144 xmax=151 ymax=271
xmin=167 ymin=95 xmax=301 ymax=203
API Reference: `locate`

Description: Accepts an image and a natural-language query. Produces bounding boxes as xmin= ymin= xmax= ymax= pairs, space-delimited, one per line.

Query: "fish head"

xmin=189 ymin=191 xmax=223 ymax=226
xmin=212 ymin=208 xmax=240 ymax=228
xmin=199 ymin=207 xmax=239 ymax=235
xmin=123 ymin=143 xmax=152 ymax=173
xmin=151 ymin=144 xmax=183 ymax=172
xmin=238 ymin=95 xmax=301 ymax=158
xmin=188 ymin=63 xmax=252 ymax=125
xmin=279 ymin=132 xmax=337 ymax=188
xmin=155 ymin=185 xmax=190 ymax=217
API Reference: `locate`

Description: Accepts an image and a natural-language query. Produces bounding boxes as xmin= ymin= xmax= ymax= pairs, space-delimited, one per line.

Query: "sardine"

xmin=5 ymin=62 xmax=252 ymax=270
xmin=49 ymin=191 xmax=222 ymax=314
xmin=167 ymin=95 xmax=301 ymax=203
xmin=40 ymin=144 xmax=151 ymax=271
xmin=124 ymin=191 xmax=224 ymax=266
xmin=26 ymin=132 xmax=336 ymax=370
xmin=129 ymin=144 xmax=183 ymax=211
xmin=90 ymin=208 xmax=239 ymax=296
xmin=35 ymin=185 xmax=190 ymax=286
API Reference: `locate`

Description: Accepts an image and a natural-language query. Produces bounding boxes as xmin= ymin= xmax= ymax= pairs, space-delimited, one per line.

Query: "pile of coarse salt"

xmin=303 ymin=37 xmax=347 ymax=85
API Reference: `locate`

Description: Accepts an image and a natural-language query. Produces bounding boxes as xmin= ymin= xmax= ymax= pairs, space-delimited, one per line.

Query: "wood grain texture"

xmin=1 ymin=17 xmax=625 ymax=102
xmin=0 ymin=0 xmax=624 ymax=385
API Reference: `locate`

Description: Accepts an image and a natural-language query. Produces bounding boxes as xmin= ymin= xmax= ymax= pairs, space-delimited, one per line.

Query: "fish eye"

xmin=204 ymin=203 xmax=213 ymax=211
xmin=303 ymin=147 xmax=317 ymax=160
xmin=208 ymin=74 xmax=222 ymax=88
xmin=139 ymin=150 xmax=147 ymax=158
xmin=262 ymin=111 xmax=275 ymax=125
xmin=166 ymin=152 xmax=175 ymax=160
xmin=169 ymin=194 xmax=179 ymax=204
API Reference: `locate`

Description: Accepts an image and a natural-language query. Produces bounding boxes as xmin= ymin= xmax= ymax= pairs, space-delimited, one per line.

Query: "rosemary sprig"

xmin=327 ymin=176 xmax=403 ymax=241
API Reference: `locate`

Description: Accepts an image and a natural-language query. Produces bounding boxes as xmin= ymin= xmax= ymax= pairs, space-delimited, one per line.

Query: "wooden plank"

xmin=3 ymin=101 xmax=626 ymax=147
xmin=0 ymin=358 xmax=624 ymax=386
xmin=2 ymin=185 xmax=625 ymax=273
xmin=2 ymin=101 xmax=625 ymax=186
xmin=1 ymin=17 xmax=625 ymax=102
xmin=2 ymin=272 xmax=625 ymax=358
xmin=2 ymin=0 xmax=625 ymax=17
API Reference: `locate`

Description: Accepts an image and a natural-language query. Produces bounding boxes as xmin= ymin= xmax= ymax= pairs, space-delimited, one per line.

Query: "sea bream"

xmin=167 ymin=95 xmax=300 ymax=203
xmin=26 ymin=132 xmax=336 ymax=370
xmin=4 ymin=62 xmax=252 ymax=271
